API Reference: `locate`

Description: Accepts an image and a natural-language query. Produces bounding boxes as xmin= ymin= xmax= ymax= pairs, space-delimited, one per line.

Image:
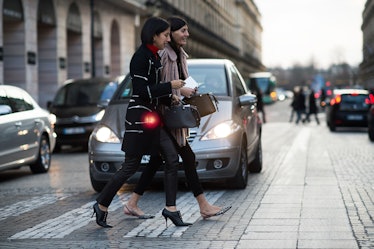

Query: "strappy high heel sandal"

xmin=124 ymin=204 xmax=155 ymax=219
xmin=200 ymin=206 xmax=232 ymax=219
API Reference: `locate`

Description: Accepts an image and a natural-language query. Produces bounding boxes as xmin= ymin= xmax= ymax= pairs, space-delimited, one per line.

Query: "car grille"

xmin=187 ymin=129 xmax=197 ymax=144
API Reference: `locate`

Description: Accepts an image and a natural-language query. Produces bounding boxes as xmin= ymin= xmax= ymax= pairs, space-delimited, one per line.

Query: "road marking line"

xmin=9 ymin=193 xmax=130 ymax=239
xmin=0 ymin=193 xmax=70 ymax=221
xmin=124 ymin=191 xmax=225 ymax=238
xmin=8 ymin=191 xmax=225 ymax=239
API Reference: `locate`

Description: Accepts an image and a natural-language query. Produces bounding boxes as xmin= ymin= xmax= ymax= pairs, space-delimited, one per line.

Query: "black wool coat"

xmin=121 ymin=44 xmax=172 ymax=156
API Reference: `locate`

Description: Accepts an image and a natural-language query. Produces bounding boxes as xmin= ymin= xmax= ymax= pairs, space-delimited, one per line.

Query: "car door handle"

xmin=14 ymin=121 xmax=22 ymax=127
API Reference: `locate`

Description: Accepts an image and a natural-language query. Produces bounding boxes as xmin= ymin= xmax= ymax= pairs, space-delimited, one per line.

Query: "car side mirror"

xmin=0 ymin=104 xmax=12 ymax=115
xmin=239 ymin=93 xmax=257 ymax=106
xmin=46 ymin=101 xmax=52 ymax=109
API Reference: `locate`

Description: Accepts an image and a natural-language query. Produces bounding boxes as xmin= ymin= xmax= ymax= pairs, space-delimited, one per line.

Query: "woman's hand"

xmin=171 ymin=80 xmax=185 ymax=89
xmin=172 ymin=94 xmax=181 ymax=104
xmin=180 ymin=87 xmax=197 ymax=98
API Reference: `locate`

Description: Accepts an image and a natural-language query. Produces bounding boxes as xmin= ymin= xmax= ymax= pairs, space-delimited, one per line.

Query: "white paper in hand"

xmin=184 ymin=76 xmax=198 ymax=89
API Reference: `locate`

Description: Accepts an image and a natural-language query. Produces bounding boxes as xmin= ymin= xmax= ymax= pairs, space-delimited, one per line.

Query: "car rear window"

xmin=53 ymin=81 xmax=118 ymax=107
xmin=340 ymin=94 xmax=370 ymax=111
xmin=188 ymin=64 xmax=228 ymax=96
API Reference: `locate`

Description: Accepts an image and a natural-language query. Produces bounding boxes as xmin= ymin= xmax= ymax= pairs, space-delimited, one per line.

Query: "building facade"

xmin=0 ymin=0 xmax=263 ymax=107
xmin=360 ymin=0 xmax=374 ymax=90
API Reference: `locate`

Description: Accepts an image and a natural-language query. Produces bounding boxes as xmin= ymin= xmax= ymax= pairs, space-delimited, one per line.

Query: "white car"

xmin=0 ymin=85 xmax=56 ymax=173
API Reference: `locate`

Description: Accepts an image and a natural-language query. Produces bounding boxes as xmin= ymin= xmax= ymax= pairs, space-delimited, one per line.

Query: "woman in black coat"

xmin=92 ymin=17 xmax=186 ymax=228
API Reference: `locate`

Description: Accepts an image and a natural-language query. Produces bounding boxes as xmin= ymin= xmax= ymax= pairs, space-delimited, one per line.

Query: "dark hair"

xmin=167 ymin=16 xmax=187 ymax=32
xmin=141 ymin=17 xmax=170 ymax=44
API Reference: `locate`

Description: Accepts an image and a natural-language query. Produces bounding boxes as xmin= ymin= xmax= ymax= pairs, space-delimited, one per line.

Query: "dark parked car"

xmin=48 ymin=76 xmax=123 ymax=151
xmin=0 ymin=85 xmax=56 ymax=173
xmin=88 ymin=59 xmax=262 ymax=192
xmin=326 ymin=89 xmax=371 ymax=131
xmin=368 ymin=92 xmax=374 ymax=141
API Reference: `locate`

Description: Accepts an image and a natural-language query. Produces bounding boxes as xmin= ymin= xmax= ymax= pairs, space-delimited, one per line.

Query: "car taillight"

xmin=330 ymin=94 xmax=341 ymax=106
xmin=368 ymin=94 xmax=374 ymax=104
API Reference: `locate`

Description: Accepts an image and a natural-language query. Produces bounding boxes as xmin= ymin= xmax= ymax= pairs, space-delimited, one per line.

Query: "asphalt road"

xmin=0 ymin=98 xmax=373 ymax=249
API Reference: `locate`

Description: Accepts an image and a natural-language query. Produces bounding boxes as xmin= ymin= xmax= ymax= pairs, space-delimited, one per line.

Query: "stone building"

xmin=360 ymin=0 xmax=374 ymax=90
xmin=0 ymin=0 xmax=264 ymax=107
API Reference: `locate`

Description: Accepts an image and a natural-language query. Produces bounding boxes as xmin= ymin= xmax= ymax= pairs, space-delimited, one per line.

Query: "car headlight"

xmin=95 ymin=109 xmax=105 ymax=121
xmin=201 ymin=120 xmax=240 ymax=140
xmin=48 ymin=113 xmax=57 ymax=126
xmin=93 ymin=126 xmax=120 ymax=143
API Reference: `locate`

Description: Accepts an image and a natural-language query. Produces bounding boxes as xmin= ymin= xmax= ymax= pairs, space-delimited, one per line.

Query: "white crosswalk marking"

xmin=8 ymin=191 xmax=226 ymax=239
xmin=9 ymin=193 xmax=130 ymax=239
xmin=0 ymin=193 xmax=70 ymax=221
xmin=124 ymin=191 xmax=225 ymax=238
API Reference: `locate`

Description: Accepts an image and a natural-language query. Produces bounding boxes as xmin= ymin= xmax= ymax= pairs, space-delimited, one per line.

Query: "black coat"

xmin=308 ymin=91 xmax=318 ymax=114
xmin=121 ymin=44 xmax=172 ymax=156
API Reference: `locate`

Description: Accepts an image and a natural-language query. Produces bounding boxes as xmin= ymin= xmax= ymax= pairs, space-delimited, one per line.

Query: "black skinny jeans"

xmin=96 ymin=128 xmax=180 ymax=207
xmin=133 ymin=130 xmax=204 ymax=199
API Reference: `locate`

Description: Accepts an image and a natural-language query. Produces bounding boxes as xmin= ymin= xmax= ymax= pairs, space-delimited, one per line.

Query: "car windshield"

xmin=53 ymin=81 xmax=118 ymax=107
xmin=188 ymin=64 xmax=228 ymax=96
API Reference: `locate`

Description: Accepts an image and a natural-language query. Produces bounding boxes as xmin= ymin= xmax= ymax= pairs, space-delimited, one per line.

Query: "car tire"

xmin=30 ymin=135 xmax=51 ymax=174
xmin=369 ymin=127 xmax=374 ymax=142
xmin=248 ymin=139 xmax=262 ymax=173
xmin=90 ymin=170 xmax=106 ymax=192
xmin=328 ymin=123 xmax=336 ymax=132
xmin=230 ymin=141 xmax=248 ymax=189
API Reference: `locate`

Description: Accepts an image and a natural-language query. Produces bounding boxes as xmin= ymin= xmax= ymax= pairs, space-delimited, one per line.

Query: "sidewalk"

xmin=237 ymin=127 xmax=358 ymax=249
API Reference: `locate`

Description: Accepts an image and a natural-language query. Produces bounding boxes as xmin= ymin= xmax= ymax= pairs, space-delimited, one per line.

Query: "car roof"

xmin=63 ymin=77 xmax=116 ymax=85
xmin=0 ymin=85 xmax=31 ymax=95
xmin=249 ymin=72 xmax=272 ymax=78
xmin=187 ymin=58 xmax=234 ymax=66
xmin=333 ymin=89 xmax=369 ymax=95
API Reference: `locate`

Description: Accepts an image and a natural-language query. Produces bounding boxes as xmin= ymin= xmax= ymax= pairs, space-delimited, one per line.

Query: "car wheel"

xmin=230 ymin=141 xmax=248 ymax=189
xmin=328 ymin=123 xmax=336 ymax=132
xmin=90 ymin=170 xmax=106 ymax=192
xmin=369 ymin=127 xmax=374 ymax=142
xmin=248 ymin=139 xmax=262 ymax=173
xmin=30 ymin=135 xmax=51 ymax=174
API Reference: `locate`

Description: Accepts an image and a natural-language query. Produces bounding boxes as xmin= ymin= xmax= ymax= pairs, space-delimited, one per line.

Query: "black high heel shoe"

xmin=92 ymin=203 xmax=112 ymax=228
xmin=162 ymin=208 xmax=192 ymax=227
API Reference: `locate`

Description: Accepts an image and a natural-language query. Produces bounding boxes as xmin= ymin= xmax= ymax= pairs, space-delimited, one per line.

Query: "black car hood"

xmin=50 ymin=105 xmax=102 ymax=118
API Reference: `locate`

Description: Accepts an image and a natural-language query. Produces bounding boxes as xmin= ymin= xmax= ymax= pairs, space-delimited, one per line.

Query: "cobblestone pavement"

xmin=0 ymin=102 xmax=373 ymax=248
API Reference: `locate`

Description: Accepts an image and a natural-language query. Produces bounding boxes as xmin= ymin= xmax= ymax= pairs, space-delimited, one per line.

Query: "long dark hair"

xmin=141 ymin=17 xmax=170 ymax=44
xmin=167 ymin=16 xmax=187 ymax=49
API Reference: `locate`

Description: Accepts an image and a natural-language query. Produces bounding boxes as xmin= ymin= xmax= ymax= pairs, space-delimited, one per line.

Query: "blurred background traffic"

xmin=1 ymin=0 xmax=374 ymax=177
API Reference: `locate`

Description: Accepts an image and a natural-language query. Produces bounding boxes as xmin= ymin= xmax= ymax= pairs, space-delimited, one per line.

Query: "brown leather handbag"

xmin=184 ymin=93 xmax=218 ymax=117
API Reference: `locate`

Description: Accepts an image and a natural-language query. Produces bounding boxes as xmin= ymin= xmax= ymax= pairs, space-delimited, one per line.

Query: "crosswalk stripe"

xmin=124 ymin=191 xmax=224 ymax=238
xmin=8 ymin=191 xmax=226 ymax=239
xmin=9 ymin=193 xmax=130 ymax=239
xmin=0 ymin=193 xmax=70 ymax=221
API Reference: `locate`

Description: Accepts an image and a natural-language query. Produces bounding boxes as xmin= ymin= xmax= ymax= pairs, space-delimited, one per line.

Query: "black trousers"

xmin=96 ymin=128 xmax=179 ymax=207
xmin=134 ymin=130 xmax=204 ymax=199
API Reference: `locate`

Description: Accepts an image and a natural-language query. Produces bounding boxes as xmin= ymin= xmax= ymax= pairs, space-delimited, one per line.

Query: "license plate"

xmin=63 ymin=127 xmax=85 ymax=134
xmin=347 ymin=115 xmax=363 ymax=120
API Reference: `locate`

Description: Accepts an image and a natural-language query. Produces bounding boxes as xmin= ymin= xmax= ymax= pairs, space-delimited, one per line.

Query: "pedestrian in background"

xmin=303 ymin=88 xmax=320 ymax=124
xmin=294 ymin=86 xmax=306 ymax=124
xmin=249 ymin=80 xmax=266 ymax=123
xmin=124 ymin=16 xmax=231 ymax=223
xmin=92 ymin=16 xmax=186 ymax=228
xmin=289 ymin=87 xmax=297 ymax=122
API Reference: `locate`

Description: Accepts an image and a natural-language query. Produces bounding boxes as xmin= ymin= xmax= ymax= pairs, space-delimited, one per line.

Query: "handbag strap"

xmin=209 ymin=93 xmax=219 ymax=112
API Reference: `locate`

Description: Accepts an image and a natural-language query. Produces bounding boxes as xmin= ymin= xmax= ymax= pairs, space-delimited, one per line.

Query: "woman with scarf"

xmin=124 ymin=16 xmax=231 ymax=224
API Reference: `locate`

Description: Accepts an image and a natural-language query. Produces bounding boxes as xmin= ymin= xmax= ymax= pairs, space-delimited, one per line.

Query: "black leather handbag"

xmin=163 ymin=104 xmax=201 ymax=128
